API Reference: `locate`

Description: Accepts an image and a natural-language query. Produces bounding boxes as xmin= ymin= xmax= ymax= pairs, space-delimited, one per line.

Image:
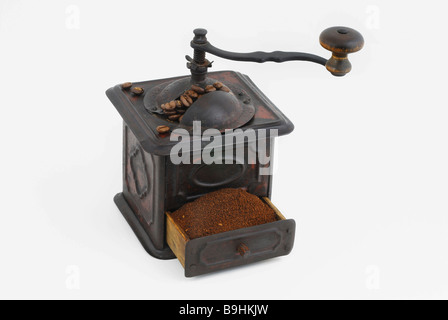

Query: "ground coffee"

xmin=170 ymin=188 xmax=279 ymax=239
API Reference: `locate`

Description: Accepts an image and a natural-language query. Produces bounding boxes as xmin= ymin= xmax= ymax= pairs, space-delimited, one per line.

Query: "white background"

xmin=1 ymin=0 xmax=447 ymax=300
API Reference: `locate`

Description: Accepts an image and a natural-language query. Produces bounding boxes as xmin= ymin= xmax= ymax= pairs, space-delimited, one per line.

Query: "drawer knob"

xmin=237 ymin=243 xmax=250 ymax=257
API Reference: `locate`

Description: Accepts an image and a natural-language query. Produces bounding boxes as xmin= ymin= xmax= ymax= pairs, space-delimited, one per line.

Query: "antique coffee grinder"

xmin=106 ymin=27 xmax=364 ymax=277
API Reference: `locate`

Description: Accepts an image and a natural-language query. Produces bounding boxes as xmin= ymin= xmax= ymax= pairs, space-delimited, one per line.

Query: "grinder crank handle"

xmin=190 ymin=27 xmax=364 ymax=77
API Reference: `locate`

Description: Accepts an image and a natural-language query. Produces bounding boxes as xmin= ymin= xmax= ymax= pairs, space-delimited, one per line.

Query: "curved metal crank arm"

xmin=188 ymin=28 xmax=364 ymax=81
xmin=190 ymin=41 xmax=328 ymax=66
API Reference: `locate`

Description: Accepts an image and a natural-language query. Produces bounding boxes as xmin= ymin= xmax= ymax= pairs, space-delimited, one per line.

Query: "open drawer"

xmin=166 ymin=197 xmax=296 ymax=277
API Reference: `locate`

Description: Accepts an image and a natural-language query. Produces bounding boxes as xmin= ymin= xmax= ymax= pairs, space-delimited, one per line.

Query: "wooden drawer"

xmin=166 ymin=198 xmax=295 ymax=277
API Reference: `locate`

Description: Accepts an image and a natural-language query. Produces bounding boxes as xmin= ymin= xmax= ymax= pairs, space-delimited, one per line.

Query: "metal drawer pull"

xmin=237 ymin=243 xmax=250 ymax=257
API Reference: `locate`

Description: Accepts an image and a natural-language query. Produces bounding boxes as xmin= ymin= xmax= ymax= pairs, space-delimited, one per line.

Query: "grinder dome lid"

xmin=144 ymin=76 xmax=256 ymax=132
xmin=180 ymin=90 xmax=255 ymax=130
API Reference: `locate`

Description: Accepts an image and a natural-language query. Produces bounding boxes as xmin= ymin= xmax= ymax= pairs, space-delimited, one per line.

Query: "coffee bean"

xmin=168 ymin=114 xmax=181 ymax=121
xmin=220 ymin=86 xmax=230 ymax=93
xmin=121 ymin=82 xmax=132 ymax=90
xmin=180 ymin=95 xmax=190 ymax=107
xmin=164 ymin=101 xmax=176 ymax=111
xmin=160 ymin=103 xmax=167 ymax=110
xmin=191 ymin=84 xmax=205 ymax=94
xmin=186 ymin=90 xmax=198 ymax=99
xmin=176 ymin=109 xmax=186 ymax=114
xmin=156 ymin=125 xmax=170 ymax=134
xmin=181 ymin=94 xmax=193 ymax=107
xmin=205 ymin=85 xmax=216 ymax=93
xmin=175 ymin=100 xmax=182 ymax=108
xmin=163 ymin=110 xmax=177 ymax=115
xmin=213 ymin=82 xmax=223 ymax=89
xmin=179 ymin=115 xmax=184 ymax=122
xmin=131 ymin=87 xmax=144 ymax=95
xmin=169 ymin=100 xmax=177 ymax=109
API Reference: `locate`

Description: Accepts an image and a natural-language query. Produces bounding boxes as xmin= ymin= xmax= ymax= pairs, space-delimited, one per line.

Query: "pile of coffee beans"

xmin=159 ymin=82 xmax=231 ymax=125
xmin=121 ymin=81 xmax=231 ymax=135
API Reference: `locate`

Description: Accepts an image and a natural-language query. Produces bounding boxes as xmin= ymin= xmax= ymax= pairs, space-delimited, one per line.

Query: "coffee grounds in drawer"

xmin=170 ymin=188 xmax=279 ymax=239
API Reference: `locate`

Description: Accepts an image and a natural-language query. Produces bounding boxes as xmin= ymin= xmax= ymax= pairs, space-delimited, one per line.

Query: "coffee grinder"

xmin=106 ymin=27 xmax=364 ymax=277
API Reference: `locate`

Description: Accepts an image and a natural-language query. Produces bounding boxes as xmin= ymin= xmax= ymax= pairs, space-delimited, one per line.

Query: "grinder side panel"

xmin=122 ymin=124 xmax=167 ymax=251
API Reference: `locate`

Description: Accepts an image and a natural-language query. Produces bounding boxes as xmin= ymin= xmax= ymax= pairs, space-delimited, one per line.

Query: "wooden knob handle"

xmin=237 ymin=243 xmax=250 ymax=257
xmin=319 ymin=27 xmax=364 ymax=76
